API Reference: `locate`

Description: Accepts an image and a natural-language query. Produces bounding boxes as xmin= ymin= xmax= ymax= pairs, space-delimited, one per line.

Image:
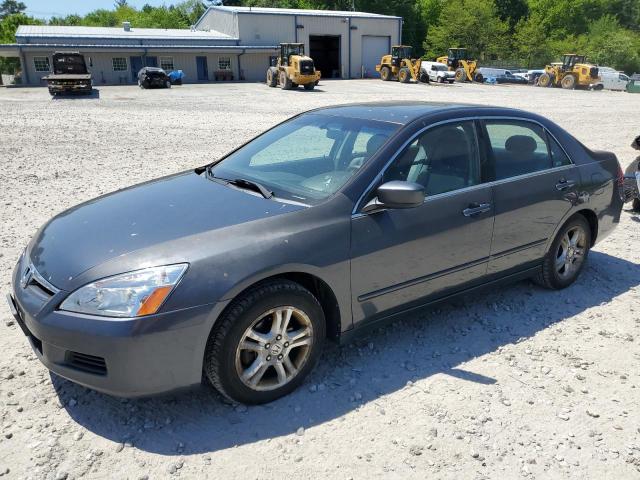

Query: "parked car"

xmin=478 ymin=67 xmax=511 ymax=78
xmin=514 ymin=69 xmax=545 ymax=84
xmin=495 ymin=73 xmax=529 ymax=85
xmin=421 ymin=61 xmax=455 ymax=83
xmin=137 ymin=67 xmax=172 ymax=89
xmin=8 ymin=103 xmax=623 ymax=404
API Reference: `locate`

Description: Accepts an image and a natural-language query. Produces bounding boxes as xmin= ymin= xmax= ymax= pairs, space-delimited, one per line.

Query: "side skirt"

xmin=338 ymin=265 xmax=541 ymax=345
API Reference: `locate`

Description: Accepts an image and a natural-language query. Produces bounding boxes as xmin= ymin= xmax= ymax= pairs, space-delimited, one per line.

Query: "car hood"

xmin=28 ymin=171 xmax=303 ymax=290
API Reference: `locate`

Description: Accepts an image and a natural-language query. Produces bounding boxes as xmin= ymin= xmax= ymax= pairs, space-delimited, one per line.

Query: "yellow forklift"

xmin=436 ymin=48 xmax=482 ymax=83
xmin=376 ymin=45 xmax=426 ymax=83
xmin=266 ymin=43 xmax=321 ymax=90
xmin=537 ymin=54 xmax=601 ymax=89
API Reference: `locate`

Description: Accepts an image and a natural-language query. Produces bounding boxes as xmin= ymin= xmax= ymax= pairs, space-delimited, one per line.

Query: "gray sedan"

xmin=8 ymin=102 xmax=624 ymax=404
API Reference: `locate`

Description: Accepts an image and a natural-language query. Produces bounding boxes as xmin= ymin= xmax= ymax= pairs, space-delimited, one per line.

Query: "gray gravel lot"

xmin=0 ymin=80 xmax=639 ymax=479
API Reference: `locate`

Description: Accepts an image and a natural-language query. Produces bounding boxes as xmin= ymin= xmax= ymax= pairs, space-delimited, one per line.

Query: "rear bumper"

xmin=290 ymin=72 xmax=321 ymax=84
xmin=47 ymin=82 xmax=92 ymax=93
xmin=9 ymin=260 xmax=215 ymax=398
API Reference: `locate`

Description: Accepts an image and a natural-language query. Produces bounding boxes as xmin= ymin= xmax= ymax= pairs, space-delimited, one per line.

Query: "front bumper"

xmin=8 ymin=258 xmax=215 ymax=397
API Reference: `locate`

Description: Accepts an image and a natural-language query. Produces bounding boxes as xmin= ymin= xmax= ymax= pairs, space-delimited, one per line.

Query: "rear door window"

xmin=484 ymin=121 xmax=552 ymax=180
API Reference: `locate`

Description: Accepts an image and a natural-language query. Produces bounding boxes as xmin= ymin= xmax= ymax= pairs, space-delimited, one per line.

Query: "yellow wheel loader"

xmin=266 ymin=43 xmax=321 ymax=91
xmin=436 ymin=48 xmax=482 ymax=83
xmin=376 ymin=46 xmax=427 ymax=84
xmin=537 ymin=54 xmax=600 ymax=90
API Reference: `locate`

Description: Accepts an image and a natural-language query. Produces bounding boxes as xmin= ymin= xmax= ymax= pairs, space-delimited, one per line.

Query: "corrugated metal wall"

xmin=238 ymin=14 xmax=294 ymax=46
xmin=233 ymin=13 xmax=400 ymax=79
xmin=240 ymin=53 xmax=271 ymax=82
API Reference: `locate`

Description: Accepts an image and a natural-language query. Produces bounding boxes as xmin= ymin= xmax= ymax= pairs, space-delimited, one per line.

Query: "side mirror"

xmin=362 ymin=180 xmax=424 ymax=213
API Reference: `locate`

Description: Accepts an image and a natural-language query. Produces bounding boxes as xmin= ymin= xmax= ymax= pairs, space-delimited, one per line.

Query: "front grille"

xmin=299 ymin=60 xmax=315 ymax=75
xmin=66 ymin=351 xmax=107 ymax=375
xmin=20 ymin=263 xmax=58 ymax=300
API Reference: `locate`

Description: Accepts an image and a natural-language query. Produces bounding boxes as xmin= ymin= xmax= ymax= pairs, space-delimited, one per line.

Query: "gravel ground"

xmin=0 ymin=80 xmax=639 ymax=480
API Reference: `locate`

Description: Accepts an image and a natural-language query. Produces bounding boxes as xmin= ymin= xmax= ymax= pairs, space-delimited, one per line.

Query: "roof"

xmin=310 ymin=102 xmax=527 ymax=125
xmin=15 ymin=25 xmax=234 ymax=41
xmin=207 ymin=5 xmax=401 ymax=19
xmin=0 ymin=43 xmax=277 ymax=53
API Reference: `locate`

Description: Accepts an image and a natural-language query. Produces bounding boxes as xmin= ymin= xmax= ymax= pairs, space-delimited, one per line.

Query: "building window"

xmin=33 ymin=56 xmax=50 ymax=72
xmin=160 ymin=56 xmax=174 ymax=71
xmin=112 ymin=57 xmax=127 ymax=71
xmin=218 ymin=56 xmax=231 ymax=71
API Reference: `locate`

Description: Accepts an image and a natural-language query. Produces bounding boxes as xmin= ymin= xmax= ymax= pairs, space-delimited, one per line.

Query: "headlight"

xmin=60 ymin=264 xmax=188 ymax=318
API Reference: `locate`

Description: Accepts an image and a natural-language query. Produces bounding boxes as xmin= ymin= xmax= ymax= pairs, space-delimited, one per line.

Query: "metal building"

xmin=0 ymin=6 xmax=401 ymax=86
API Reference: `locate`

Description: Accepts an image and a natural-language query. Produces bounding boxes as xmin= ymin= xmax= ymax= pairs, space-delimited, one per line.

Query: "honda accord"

xmin=7 ymin=102 xmax=624 ymax=404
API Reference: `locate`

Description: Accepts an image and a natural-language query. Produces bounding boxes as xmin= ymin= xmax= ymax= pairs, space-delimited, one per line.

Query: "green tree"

xmin=423 ymin=0 xmax=508 ymax=60
xmin=585 ymin=15 xmax=640 ymax=72
xmin=0 ymin=0 xmax=25 ymax=19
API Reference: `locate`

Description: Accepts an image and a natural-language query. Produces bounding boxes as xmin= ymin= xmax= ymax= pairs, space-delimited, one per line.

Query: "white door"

xmin=361 ymin=35 xmax=390 ymax=78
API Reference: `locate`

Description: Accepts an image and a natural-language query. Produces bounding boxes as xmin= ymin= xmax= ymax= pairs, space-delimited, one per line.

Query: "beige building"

xmin=0 ymin=6 xmax=402 ymax=86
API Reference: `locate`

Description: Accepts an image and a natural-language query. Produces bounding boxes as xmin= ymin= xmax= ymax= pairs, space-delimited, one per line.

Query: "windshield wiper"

xmin=205 ymin=168 xmax=273 ymax=199
xmin=228 ymin=178 xmax=274 ymax=199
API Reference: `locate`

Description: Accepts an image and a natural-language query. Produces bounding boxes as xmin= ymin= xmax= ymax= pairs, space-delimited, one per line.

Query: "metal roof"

xmin=207 ymin=6 xmax=401 ymax=19
xmin=16 ymin=25 xmax=235 ymax=41
xmin=0 ymin=43 xmax=276 ymax=52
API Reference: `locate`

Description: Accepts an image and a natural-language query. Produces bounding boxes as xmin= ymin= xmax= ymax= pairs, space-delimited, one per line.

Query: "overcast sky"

xmin=24 ymin=1 xmax=176 ymax=18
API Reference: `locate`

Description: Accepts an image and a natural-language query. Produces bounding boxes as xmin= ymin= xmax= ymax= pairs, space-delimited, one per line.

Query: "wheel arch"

xmin=216 ymin=270 xmax=343 ymax=341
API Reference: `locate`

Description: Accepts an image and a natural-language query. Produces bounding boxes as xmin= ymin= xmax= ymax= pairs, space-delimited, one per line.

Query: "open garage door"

xmin=310 ymin=35 xmax=341 ymax=79
xmin=361 ymin=35 xmax=390 ymax=78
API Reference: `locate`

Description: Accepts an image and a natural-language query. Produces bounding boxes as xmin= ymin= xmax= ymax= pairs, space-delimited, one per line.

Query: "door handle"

xmin=555 ymin=179 xmax=576 ymax=191
xmin=462 ymin=203 xmax=491 ymax=217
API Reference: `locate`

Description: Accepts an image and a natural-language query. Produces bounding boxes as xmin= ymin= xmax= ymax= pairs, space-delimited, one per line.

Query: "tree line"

xmin=1 ymin=0 xmax=639 ymax=74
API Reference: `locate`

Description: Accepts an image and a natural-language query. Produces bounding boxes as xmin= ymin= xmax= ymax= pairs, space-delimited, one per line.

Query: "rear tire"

xmin=165 ymin=80 xmax=172 ymax=89
xmin=538 ymin=73 xmax=553 ymax=87
xmin=473 ymin=72 xmax=484 ymax=83
xmin=561 ymin=74 xmax=576 ymax=89
xmin=266 ymin=67 xmax=277 ymax=87
xmin=304 ymin=83 xmax=315 ymax=90
xmin=280 ymin=71 xmax=292 ymax=90
xmin=380 ymin=66 xmax=392 ymax=81
xmin=203 ymin=280 xmax=325 ymax=405
xmin=534 ymin=215 xmax=591 ymax=290
xmin=437 ymin=76 xmax=443 ymax=83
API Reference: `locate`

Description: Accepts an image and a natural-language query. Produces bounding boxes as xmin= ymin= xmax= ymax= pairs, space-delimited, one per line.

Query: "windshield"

xmin=208 ymin=113 xmax=398 ymax=205
xmin=432 ymin=64 xmax=447 ymax=71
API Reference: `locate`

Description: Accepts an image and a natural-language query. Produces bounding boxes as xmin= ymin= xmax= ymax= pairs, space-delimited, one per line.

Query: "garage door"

xmin=361 ymin=35 xmax=390 ymax=78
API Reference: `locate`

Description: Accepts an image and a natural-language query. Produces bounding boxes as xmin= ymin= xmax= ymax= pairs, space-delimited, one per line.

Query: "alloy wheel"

xmin=235 ymin=306 xmax=313 ymax=391
xmin=555 ymin=226 xmax=586 ymax=279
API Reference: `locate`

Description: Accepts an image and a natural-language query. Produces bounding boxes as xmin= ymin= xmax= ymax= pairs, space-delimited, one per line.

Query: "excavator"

xmin=376 ymin=45 xmax=426 ymax=84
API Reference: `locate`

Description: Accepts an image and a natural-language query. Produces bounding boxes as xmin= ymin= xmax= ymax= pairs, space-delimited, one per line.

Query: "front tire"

xmin=534 ymin=215 xmax=591 ymax=290
xmin=266 ymin=67 xmax=277 ymax=87
xmin=204 ymin=280 xmax=326 ymax=404
xmin=380 ymin=66 xmax=392 ymax=81
xmin=165 ymin=80 xmax=172 ymax=89
xmin=303 ymin=83 xmax=315 ymax=90
xmin=398 ymin=67 xmax=411 ymax=83
xmin=454 ymin=68 xmax=467 ymax=82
